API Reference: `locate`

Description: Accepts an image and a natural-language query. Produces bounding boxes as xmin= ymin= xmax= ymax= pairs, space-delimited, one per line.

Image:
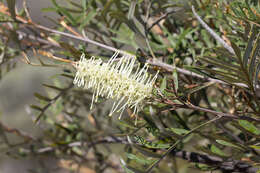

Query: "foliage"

xmin=0 ymin=0 xmax=259 ymax=173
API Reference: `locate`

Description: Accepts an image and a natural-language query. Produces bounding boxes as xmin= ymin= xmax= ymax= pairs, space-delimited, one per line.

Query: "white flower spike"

xmin=73 ymin=51 xmax=158 ymax=120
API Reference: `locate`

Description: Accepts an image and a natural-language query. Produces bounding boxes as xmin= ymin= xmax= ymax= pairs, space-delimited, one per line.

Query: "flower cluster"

xmin=73 ymin=51 xmax=158 ymax=119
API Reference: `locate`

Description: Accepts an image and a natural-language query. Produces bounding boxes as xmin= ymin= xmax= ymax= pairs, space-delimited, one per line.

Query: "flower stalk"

xmin=73 ymin=51 xmax=158 ymax=119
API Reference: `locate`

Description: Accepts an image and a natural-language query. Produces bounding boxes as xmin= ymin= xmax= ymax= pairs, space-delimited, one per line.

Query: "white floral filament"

xmin=73 ymin=51 xmax=158 ymax=119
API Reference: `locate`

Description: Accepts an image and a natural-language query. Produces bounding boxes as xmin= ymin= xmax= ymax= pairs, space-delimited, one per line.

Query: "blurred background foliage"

xmin=0 ymin=0 xmax=260 ymax=173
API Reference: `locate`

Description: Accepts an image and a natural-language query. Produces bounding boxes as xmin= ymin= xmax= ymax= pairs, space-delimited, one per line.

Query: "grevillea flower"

xmin=73 ymin=51 xmax=158 ymax=119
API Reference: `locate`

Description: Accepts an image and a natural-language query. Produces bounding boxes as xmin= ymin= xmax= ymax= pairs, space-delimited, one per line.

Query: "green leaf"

xmin=60 ymin=73 xmax=74 ymax=79
xmin=169 ymin=128 xmax=189 ymax=135
xmin=210 ymin=144 xmax=228 ymax=157
xmin=79 ymin=10 xmax=97 ymax=31
xmin=6 ymin=0 xmax=16 ymax=20
xmin=30 ymin=105 xmax=43 ymax=111
xmin=216 ymin=140 xmax=244 ymax=150
xmin=134 ymin=136 xmax=170 ymax=149
xmin=160 ymin=76 xmax=167 ymax=92
xmin=121 ymin=163 xmax=135 ymax=173
xmin=109 ymin=11 xmax=145 ymax=38
xmin=249 ymin=33 xmax=260 ymax=81
xmin=59 ymin=42 xmax=82 ymax=58
xmin=41 ymin=7 xmax=57 ymax=12
xmin=172 ymin=65 xmax=178 ymax=92
xmin=231 ymin=42 xmax=242 ymax=65
xmin=101 ymin=0 xmax=115 ymax=17
xmin=198 ymin=67 xmax=246 ymax=83
xmin=126 ymin=153 xmax=155 ymax=165
xmin=238 ymin=120 xmax=260 ymax=135
xmin=199 ymin=57 xmax=241 ymax=74
xmin=133 ymin=145 xmax=162 ymax=158
xmin=51 ymin=0 xmax=77 ymax=26
xmin=34 ymin=93 xmax=52 ymax=102
xmin=128 ymin=0 xmax=137 ymax=20
xmin=249 ymin=145 xmax=260 ymax=150
xmin=126 ymin=165 xmax=145 ymax=173
xmin=254 ymin=63 xmax=260 ymax=89
xmin=42 ymin=84 xmax=63 ymax=91
xmin=81 ymin=0 xmax=87 ymax=10
xmin=245 ymin=0 xmax=256 ymax=20
xmin=243 ymin=25 xmax=258 ymax=67
xmin=187 ymin=82 xmax=215 ymax=95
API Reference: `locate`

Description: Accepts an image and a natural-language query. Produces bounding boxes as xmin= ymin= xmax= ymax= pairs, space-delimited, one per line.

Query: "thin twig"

xmin=147 ymin=58 xmax=248 ymax=88
xmin=191 ymin=5 xmax=235 ymax=55
xmin=147 ymin=8 xmax=181 ymax=32
xmin=186 ymin=103 xmax=260 ymax=123
xmin=34 ymin=83 xmax=74 ymax=124
xmin=0 ymin=121 xmax=36 ymax=141
xmin=145 ymin=115 xmax=223 ymax=173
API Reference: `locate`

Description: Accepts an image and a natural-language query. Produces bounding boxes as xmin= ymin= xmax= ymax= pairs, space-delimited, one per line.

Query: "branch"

xmin=147 ymin=58 xmax=248 ymax=88
xmin=34 ymin=83 xmax=74 ymax=124
xmin=171 ymin=150 xmax=259 ymax=173
xmin=0 ymin=3 xmax=249 ymax=88
xmin=191 ymin=6 xmax=235 ymax=55
xmin=185 ymin=103 xmax=260 ymax=123
xmin=0 ymin=121 xmax=36 ymax=141
xmin=32 ymin=136 xmax=259 ymax=173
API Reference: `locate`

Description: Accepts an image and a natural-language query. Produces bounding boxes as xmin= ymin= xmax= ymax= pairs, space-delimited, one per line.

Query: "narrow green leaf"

xmin=249 ymin=145 xmax=260 ymax=150
xmin=121 ymin=163 xmax=135 ymax=173
xmin=101 ymin=0 xmax=114 ymax=17
xmin=126 ymin=165 xmax=145 ymax=173
xmin=51 ymin=0 xmax=77 ymax=26
xmin=237 ymin=3 xmax=247 ymax=18
xmin=199 ymin=67 xmax=246 ymax=83
xmin=117 ymin=121 xmax=138 ymax=129
xmin=133 ymin=145 xmax=162 ymax=158
xmin=6 ymin=0 xmax=16 ymax=20
xmin=81 ymin=0 xmax=87 ymax=10
xmin=184 ymin=66 xmax=212 ymax=77
xmin=79 ymin=10 xmax=97 ymax=30
xmin=213 ymin=47 xmax=237 ymax=62
xmin=169 ymin=128 xmax=189 ymax=135
xmin=128 ymin=0 xmax=137 ymax=20
xmin=30 ymin=105 xmax=43 ymax=111
xmin=210 ymin=144 xmax=228 ymax=157
xmin=243 ymin=25 xmax=257 ymax=67
xmin=238 ymin=120 xmax=260 ymax=135
xmin=34 ymin=93 xmax=52 ymax=102
xmin=254 ymin=63 xmax=260 ymax=89
xmin=60 ymin=73 xmax=74 ymax=79
xmin=59 ymin=42 xmax=81 ymax=58
xmin=0 ymin=47 xmax=5 ymax=64
xmin=109 ymin=11 xmax=145 ymax=38
xmin=160 ymin=76 xmax=167 ymax=92
xmin=187 ymin=82 xmax=215 ymax=95
xmin=216 ymin=140 xmax=243 ymax=150
xmin=249 ymin=33 xmax=260 ymax=81
xmin=199 ymin=57 xmax=241 ymax=74
xmin=42 ymin=84 xmax=63 ymax=91
xmin=231 ymin=42 xmax=242 ymax=65
xmin=245 ymin=0 xmax=256 ymax=20
xmin=172 ymin=65 xmax=178 ymax=92
xmin=126 ymin=153 xmax=154 ymax=165
xmin=230 ymin=3 xmax=243 ymax=18
xmin=41 ymin=7 xmax=57 ymax=12
xmin=69 ymin=1 xmax=82 ymax=9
